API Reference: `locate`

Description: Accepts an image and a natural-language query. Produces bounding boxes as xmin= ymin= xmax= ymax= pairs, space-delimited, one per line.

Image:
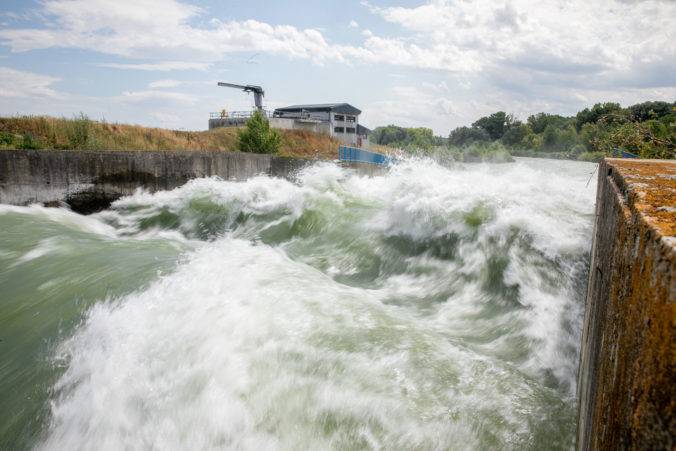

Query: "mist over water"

xmin=0 ymin=158 xmax=597 ymax=450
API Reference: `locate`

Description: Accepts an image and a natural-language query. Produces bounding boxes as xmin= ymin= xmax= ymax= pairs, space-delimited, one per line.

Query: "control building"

xmin=272 ymin=103 xmax=369 ymax=146
xmin=209 ymin=102 xmax=371 ymax=147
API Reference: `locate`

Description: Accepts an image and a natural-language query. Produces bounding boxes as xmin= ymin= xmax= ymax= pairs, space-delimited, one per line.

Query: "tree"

xmin=372 ymin=125 xmax=407 ymax=146
xmin=593 ymin=119 xmax=675 ymax=159
xmin=407 ymin=127 xmax=435 ymax=150
xmin=472 ymin=111 xmax=509 ymax=140
xmin=575 ymin=102 xmax=621 ymax=130
xmin=372 ymin=125 xmax=437 ymax=150
xmin=627 ymin=101 xmax=675 ymax=121
xmin=526 ymin=113 xmax=568 ymax=134
xmin=500 ymin=124 xmax=529 ymax=148
xmin=448 ymin=126 xmax=490 ymax=147
xmin=469 ymin=111 xmax=521 ymax=141
xmin=237 ymin=110 xmax=282 ymax=154
xmin=541 ymin=124 xmax=561 ymax=151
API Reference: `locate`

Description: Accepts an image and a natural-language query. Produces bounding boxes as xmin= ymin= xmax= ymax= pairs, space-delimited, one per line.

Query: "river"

xmin=0 ymin=157 xmax=597 ymax=450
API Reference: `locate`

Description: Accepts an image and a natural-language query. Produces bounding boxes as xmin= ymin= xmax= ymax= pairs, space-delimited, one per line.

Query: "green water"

xmin=0 ymin=208 xmax=191 ymax=448
xmin=0 ymin=158 xmax=597 ymax=450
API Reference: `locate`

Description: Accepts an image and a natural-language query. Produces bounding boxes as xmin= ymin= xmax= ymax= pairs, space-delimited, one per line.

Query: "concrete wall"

xmin=208 ymin=117 xmax=247 ymax=129
xmin=208 ymin=117 xmax=333 ymax=136
xmin=577 ymin=158 xmax=675 ymax=450
xmin=0 ymin=149 xmax=386 ymax=213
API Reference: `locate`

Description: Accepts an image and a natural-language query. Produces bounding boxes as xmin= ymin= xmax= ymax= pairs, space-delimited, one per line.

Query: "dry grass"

xmin=0 ymin=115 xmax=348 ymax=160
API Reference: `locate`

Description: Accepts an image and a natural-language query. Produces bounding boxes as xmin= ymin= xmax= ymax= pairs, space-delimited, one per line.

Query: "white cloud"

xmin=3 ymin=0 xmax=673 ymax=84
xmin=368 ymin=0 xmax=676 ymax=76
xmin=118 ymin=90 xmax=198 ymax=103
xmin=148 ymin=79 xmax=183 ymax=88
xmin=349 ymin=20 xmax=359 ymax=28
xmin=0 ymin=0 xmax=348 ymax=66
xmin=422 ymin=81 xmax=449 ymax=93
xmin=147 ymin=79 xmax=215 ymax=89
xmin=98 ymin=61 xmax=210 ymax=71
xmin=362 ymin=83 xmax=463 ymax=133
xmin=150 ymin=111 xmax=182 ymax=125
xmin=0 ymin=67 xmax=67 ymax=99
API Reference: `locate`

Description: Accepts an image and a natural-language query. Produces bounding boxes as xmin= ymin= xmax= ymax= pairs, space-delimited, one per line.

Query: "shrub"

xmin=237 ymin=111 xmax=282 ymax=154
xmin=578 ymin=151 xmax=605 ymax=162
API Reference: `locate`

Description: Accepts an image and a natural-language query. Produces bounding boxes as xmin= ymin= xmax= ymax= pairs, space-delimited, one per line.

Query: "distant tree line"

xmin=371 ymin=125 xmax=445 ymax=151
xmin=373 ymin=101 xmax=676 ymax=161
xmin=449 ymin=101 xmax=676 ymax=160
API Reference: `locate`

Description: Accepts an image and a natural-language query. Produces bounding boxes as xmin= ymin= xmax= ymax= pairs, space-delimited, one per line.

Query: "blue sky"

xmin=0 ymin=0 xmax=674 ymax=135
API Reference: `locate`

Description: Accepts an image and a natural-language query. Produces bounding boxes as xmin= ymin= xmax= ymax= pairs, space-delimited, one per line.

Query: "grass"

xmin=0 ymin=115 xmax=349 ymax=160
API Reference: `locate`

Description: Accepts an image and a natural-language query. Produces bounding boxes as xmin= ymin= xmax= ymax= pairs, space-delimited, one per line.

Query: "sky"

xmin=0 ymin=0 xmax=675 ymax=135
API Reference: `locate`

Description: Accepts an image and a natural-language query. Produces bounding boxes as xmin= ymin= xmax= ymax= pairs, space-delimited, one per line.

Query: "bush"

xmin=569 ymin=144 xmax=586 ymax=158
xmin=0 ymin=132 xmax=19 ymax=148
xmin=20 ymin=133 xmax=42 ymax=149
xmin=578 ymin=151 xmax=605 ymax=162
xmin=237 ymin=110 xmax=282 ymax=154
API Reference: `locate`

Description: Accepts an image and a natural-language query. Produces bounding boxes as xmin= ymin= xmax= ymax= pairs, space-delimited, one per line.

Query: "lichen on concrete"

xmin=609 ymin=159 xmax=676 ymax=237
xmin=577 ymin=158 xmax=675 ymax=450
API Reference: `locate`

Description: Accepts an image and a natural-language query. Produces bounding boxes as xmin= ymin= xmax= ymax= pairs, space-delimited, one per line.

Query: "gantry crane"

xmin=217 ymin=82 xmax=265 ymax=112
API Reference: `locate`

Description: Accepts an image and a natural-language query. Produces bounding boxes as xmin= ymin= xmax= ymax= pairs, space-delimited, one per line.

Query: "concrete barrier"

xmin=577 ymin=158 xmax=675 ymax=450
xmin=0 ymin=149 xmax=386 ymax=213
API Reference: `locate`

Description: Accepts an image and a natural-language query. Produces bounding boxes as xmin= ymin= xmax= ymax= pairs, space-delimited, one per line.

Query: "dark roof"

xmin=357 ymin=124 xmax=372 ymax=135
xmin=274 ymin=103 xmax=361 ymax=115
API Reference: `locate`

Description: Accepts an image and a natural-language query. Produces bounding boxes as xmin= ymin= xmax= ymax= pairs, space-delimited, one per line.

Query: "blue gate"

xmin=339 ymin=146 xmax=399 ymax=165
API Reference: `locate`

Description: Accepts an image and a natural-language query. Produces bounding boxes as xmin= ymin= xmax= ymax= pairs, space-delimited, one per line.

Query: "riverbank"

xmin=0 ymin=115 xmax=345 ymax=160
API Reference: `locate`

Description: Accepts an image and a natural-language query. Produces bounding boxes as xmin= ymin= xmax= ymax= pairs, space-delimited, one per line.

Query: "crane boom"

xmin=217 ymin=82 xmax=265 ymax=111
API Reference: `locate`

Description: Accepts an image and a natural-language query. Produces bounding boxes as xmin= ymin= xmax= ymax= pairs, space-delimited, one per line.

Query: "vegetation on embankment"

xmin=0 ymin=114 xmax=344 ymax=160
xmin=372 ymin=100 xmax=676 ymax=162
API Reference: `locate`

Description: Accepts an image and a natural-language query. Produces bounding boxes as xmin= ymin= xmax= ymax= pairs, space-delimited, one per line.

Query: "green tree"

xmin=237 ymin=110 xmax=282 ymax=154
xmin=541 ymin=124 xmax=561 ymax=151
xmin=526 ymin=113 xmax=569 ymax=134
xmin=372 ymin=125 xmax=407 ymax=146
xmin=406 ymin=127 xmax=435 ymax=150
xmin=449 ymin=126 xmax=490 ymax=146
xmin=575 ymin=102 xmax=621 ymax=130
xmin=501 ymin=123 xmax=529 ymax=148
xmin=472 ymin=111 xmax=515 ymax=140
xmin=594 ymin=120 xmax=675 ymax=159
xmin=627 ymin=101 xmax=675 ymax=121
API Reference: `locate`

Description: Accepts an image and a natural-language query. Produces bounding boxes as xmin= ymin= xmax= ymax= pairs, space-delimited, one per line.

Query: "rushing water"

xmin=0 ymin=157 xmax=597 ymax=450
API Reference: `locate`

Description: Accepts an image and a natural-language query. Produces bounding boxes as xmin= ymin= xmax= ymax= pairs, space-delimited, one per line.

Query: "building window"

xmin=346 ymin=127 xmax=356 ymax=133
xmin=334 ymin=126 xmax=345 ymax=133
xmin=345 ymin=115 xmax=355 ymax=123
xmin=334 ymin=114 xmax=345 ymax=121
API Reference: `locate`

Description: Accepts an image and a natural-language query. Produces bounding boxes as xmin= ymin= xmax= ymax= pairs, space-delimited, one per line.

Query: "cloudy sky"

xmin=0 ymin=0 xmax=674 ymax=134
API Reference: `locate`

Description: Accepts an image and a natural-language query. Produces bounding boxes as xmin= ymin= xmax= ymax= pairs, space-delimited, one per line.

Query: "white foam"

xmin=36 ymin=157 xmax=596 ymax=449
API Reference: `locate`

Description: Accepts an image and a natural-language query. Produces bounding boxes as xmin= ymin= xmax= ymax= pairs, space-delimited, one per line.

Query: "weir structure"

xmin=1 ymin=150 xmax=674 ymax=446
xmin=0 ymin=149 xmax=386 ymax=213
xmin=577 ymin=158 xmax=675 ymax=450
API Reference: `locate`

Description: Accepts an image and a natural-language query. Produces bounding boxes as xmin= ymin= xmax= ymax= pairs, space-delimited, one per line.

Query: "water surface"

xmin=0 ymin=157 xmax=598 ymax=450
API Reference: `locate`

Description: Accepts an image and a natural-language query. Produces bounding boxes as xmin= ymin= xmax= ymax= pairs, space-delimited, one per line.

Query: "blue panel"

xmin=338 ymin=145 xmax=399 ymax=166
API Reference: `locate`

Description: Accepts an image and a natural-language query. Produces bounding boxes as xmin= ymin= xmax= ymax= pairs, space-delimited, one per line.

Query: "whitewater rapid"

xmin=0 ymin=158 xmax=597 ymax=450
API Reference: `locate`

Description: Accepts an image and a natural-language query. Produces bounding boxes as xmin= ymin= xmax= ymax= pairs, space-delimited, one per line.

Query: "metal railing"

xmin=339 ymin=145 xmax=401 ymax=165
